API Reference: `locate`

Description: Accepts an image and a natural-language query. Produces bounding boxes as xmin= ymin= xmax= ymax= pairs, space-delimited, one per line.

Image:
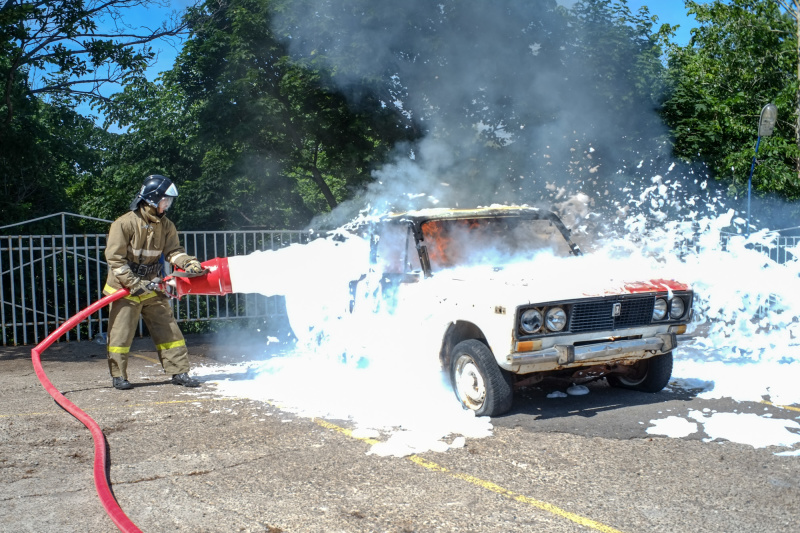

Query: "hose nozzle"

xmin=167 ymin=257 xmax=233 ymax=297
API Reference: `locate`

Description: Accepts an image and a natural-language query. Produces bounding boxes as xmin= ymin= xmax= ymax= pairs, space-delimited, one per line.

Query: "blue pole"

xmin=746 ymin=136 xmax=761 ymax=236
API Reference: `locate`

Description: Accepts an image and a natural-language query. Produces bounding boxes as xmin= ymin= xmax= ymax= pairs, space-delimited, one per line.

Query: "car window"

xmin=375 ymin=224 xmax=421 ymax=274
xmin=420 ymin=217 xmax=572 ymax=271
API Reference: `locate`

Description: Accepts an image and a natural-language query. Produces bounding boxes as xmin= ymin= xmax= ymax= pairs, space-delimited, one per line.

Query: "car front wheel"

xmin=450 ymin=339 xmax=513 ymax=416
xmin=607 ymin=352 xmax=673 ymax=392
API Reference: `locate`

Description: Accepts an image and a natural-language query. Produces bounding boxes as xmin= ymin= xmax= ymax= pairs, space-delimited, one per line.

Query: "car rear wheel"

xmin=607 ymin=352 xmax=673 ymax=392
xmin=450 ymin=339 xmax=513 ymax=416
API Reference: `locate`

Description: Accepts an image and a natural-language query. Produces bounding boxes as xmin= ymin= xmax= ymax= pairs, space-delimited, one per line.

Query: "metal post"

xmin=60 ymin=213 xmax=67 ymax=333
xmin=746 ymin=136 xmax=761 ymax=236
xmin=747 ymin=103 xmax=778 ymax=236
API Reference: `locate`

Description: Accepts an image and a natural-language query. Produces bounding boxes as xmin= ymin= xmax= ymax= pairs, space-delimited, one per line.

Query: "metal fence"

xmin=2 ymin=218 xmax=797 ymax=347
xmin=1 ymin=229 xmax=312 ymax=346
xmin=733 ymin=236 xmax=799 ymax=264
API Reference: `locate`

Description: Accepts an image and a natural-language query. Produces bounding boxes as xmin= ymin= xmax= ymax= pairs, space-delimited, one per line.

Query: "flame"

xmin=421 ymin=219 xmax=483 ymax=269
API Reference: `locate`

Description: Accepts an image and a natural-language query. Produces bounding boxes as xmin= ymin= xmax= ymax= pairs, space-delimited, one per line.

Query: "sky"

xmin=628 ymin=0 xmax=697 ymax=44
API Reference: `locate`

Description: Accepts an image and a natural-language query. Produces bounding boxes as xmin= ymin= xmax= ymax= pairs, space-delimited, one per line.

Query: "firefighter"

xmin=103 ymin=175 xmax=204 ymax=390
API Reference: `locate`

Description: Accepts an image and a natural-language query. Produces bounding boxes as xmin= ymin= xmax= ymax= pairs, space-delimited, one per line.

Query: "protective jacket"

xmin=103 ymin=205 xmax=195 ymax=380
xmin=104 ymin=206 xmax=194 ymax=293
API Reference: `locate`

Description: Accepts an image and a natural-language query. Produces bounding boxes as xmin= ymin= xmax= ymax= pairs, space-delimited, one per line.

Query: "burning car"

xmin=350 ymin=206 xmax=694 ymax=416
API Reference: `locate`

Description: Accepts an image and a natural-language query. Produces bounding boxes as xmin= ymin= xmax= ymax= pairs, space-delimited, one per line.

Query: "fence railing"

xmin=2 ymin=226 xmax=797 ymax=347
xmin=729 ymin=235 xmax=799 ymax=264
xmin=1 ymin=230 xmax=312 ymax=346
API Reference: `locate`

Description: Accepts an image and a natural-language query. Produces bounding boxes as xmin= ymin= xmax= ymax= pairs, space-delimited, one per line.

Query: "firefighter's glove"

xmin=184 ymin=258 xmax=204 ymax=275
xmin=145 ymin=277 xmax=163 ymax=291
xmin=130 ymin=278 xmax=153 ymax=296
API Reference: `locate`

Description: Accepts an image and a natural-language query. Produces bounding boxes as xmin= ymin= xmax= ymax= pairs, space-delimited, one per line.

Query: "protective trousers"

xmin=106 ymin=291 xmax=190 ymax=380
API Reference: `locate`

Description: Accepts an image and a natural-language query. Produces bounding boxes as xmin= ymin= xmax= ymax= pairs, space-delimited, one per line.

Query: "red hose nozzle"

xmin=168 ymin=257 xmax=233 ymax=297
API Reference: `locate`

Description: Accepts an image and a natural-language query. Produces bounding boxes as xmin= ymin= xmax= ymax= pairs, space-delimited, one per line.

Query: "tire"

xmin=607 ymin=352 xmax=673 ymax=392
xmin=449 ymin=339 xmax=513 ymax=416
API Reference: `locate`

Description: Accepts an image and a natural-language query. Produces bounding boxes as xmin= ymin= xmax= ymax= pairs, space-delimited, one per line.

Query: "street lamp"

xmin=746 ymin=103 xmax=778 ymax=235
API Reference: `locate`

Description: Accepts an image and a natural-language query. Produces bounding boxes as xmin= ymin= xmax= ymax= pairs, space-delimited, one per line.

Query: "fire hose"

xmin=30 ymin=287 xmax=142 ymax=533
xmin=29 ymin=257 xmax=234 ymax=532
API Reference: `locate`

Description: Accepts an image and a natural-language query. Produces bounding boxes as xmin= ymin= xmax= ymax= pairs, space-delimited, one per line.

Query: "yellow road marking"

xmin=313 ymin=418 xmax=380 ymax=446
xmin=760 ymin=400 xmax=800 ymax=413
xmin=314 ymin=419 xmax=624 ymax=533
xmin=0 ymin=410 xmax=56 ymax=418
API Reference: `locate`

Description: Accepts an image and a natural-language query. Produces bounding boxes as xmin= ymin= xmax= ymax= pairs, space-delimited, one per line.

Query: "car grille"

xmin=569 ymin=296 xmax=655 ymax=333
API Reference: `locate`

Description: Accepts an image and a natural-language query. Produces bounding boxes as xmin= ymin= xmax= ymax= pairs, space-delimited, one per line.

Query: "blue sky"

xmin=626 ymin=1 xmax=697 ymax=45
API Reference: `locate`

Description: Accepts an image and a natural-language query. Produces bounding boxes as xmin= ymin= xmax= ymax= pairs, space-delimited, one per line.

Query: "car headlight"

xmin=545 ymin=307 xmax=567 ymax=332
xmin=653 ymin=298 xmax=667 ymax=321
xmin=669 ymin=297 xmax=685 ymax=319
xmin=520 ymin=309 xmax=543 ymax=334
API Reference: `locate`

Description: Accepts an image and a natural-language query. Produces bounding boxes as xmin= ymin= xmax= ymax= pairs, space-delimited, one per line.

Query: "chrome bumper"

xmin=508 ymin=333 xmax=676 ymax=367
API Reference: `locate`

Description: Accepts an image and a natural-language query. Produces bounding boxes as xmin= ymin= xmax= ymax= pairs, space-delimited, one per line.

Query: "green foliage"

xmin=81 ymin=78 xmax=203 ymax=224
xmin=0 ymin=92 xmax=110 ymax=231
xmin=0 ymin=0 xmax=187 ymax=231
xmin=0 ymin=0 xmax=186 ymax=124
xmin=107 ymin=0 xmax=417 ymax=229
xmin=661 ymin=0 xmax=800 ymax=200
xmin=9 ymin=0 xmax=800 ymax=233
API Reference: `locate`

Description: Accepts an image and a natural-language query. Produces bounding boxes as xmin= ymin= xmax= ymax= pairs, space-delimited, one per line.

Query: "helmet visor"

xmin=158 ymin=196 xmax=174 ymax=211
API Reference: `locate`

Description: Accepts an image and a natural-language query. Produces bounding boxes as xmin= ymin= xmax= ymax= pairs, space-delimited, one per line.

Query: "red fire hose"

xmin=29 ymin=259 xmax=233 ymax=531
xmin=30 ymin=288 xmax=142 ymax=533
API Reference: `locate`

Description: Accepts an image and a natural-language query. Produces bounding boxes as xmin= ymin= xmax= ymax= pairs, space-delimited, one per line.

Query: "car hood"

xmin=427 ymin=264 xmax=690 ymax=304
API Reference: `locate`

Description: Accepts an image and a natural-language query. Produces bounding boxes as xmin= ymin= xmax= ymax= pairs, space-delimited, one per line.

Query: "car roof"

xmin=382 ymin=205 xmax=555 ymax=224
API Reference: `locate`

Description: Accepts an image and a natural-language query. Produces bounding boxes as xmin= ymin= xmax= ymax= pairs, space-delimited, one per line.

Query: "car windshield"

xmin=420 ymin=217 xmax=572 ymax=272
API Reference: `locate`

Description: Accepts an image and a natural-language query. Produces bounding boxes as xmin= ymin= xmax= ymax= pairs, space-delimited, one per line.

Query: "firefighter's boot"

xmin=171 ymin=373 xmax=200 ymax=387
xmin=112 ymin=377 xmax=133 ymax=390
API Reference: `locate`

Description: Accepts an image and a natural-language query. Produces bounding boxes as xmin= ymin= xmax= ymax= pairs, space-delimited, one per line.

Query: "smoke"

xmin=193 ymin=1 xmax=800 ymax=456
xmin=272 ymin=0 xmax=696 ymax=227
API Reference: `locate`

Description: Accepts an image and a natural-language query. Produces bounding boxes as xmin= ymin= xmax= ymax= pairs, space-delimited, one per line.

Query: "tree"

xmin=0 ymin=96 xmax=110 ymax=229
xmin=271 ymin=0 xmax=673 ymax=213
xmin=108 ymin=0 xmax=416 ymax=229
xmin=0 ymin=0 xmax=189 ymax=128
xmin=777 ymin=0 xmax=800 ymax=177
xmin=661 ymin=0 xmax=800 ymax=200
xmin=0 ymin=1 xmax=196 ymax=228
xmin=71 ymin=77 xmax=198 ymax=226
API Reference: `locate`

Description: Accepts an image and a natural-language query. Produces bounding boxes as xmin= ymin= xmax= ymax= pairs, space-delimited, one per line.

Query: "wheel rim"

xmin=615 ymin=361 xmax=648 ymax=386
xmin=453 ymin=354 xmax=486 ymax=410
xmin=616 ymin=374 xmax=647 ymax=386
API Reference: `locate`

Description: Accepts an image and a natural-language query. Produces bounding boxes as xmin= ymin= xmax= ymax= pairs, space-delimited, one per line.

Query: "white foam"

xmin=196 ymin=194 xmax=800 ymax=455
xmin=646 ymin=416 xmax=699 ymax=438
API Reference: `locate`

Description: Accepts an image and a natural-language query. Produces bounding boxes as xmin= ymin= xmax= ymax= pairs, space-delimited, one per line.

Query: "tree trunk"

xmin=310 ymin=143 xmax=338 ymax=210
xmin=3 ymin=70 xmax=15 ymax=128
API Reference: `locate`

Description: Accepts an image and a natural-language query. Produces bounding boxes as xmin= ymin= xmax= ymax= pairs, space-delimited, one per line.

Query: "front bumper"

xmin=507 ymin=333 xmax=676 ymax=370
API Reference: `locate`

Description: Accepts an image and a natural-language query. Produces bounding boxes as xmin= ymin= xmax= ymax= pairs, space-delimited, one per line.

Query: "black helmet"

xmin=129 ymin=175 xmax=179 ymax=211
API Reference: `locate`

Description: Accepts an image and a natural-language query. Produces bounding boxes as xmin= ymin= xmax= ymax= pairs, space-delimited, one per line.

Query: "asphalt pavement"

xmin=1 ymin=334 xmax=799 ymax=533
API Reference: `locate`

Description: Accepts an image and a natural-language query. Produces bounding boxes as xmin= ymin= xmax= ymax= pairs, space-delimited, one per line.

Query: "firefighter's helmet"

xmin=129 ymin=175 xmax=179 ymax=211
